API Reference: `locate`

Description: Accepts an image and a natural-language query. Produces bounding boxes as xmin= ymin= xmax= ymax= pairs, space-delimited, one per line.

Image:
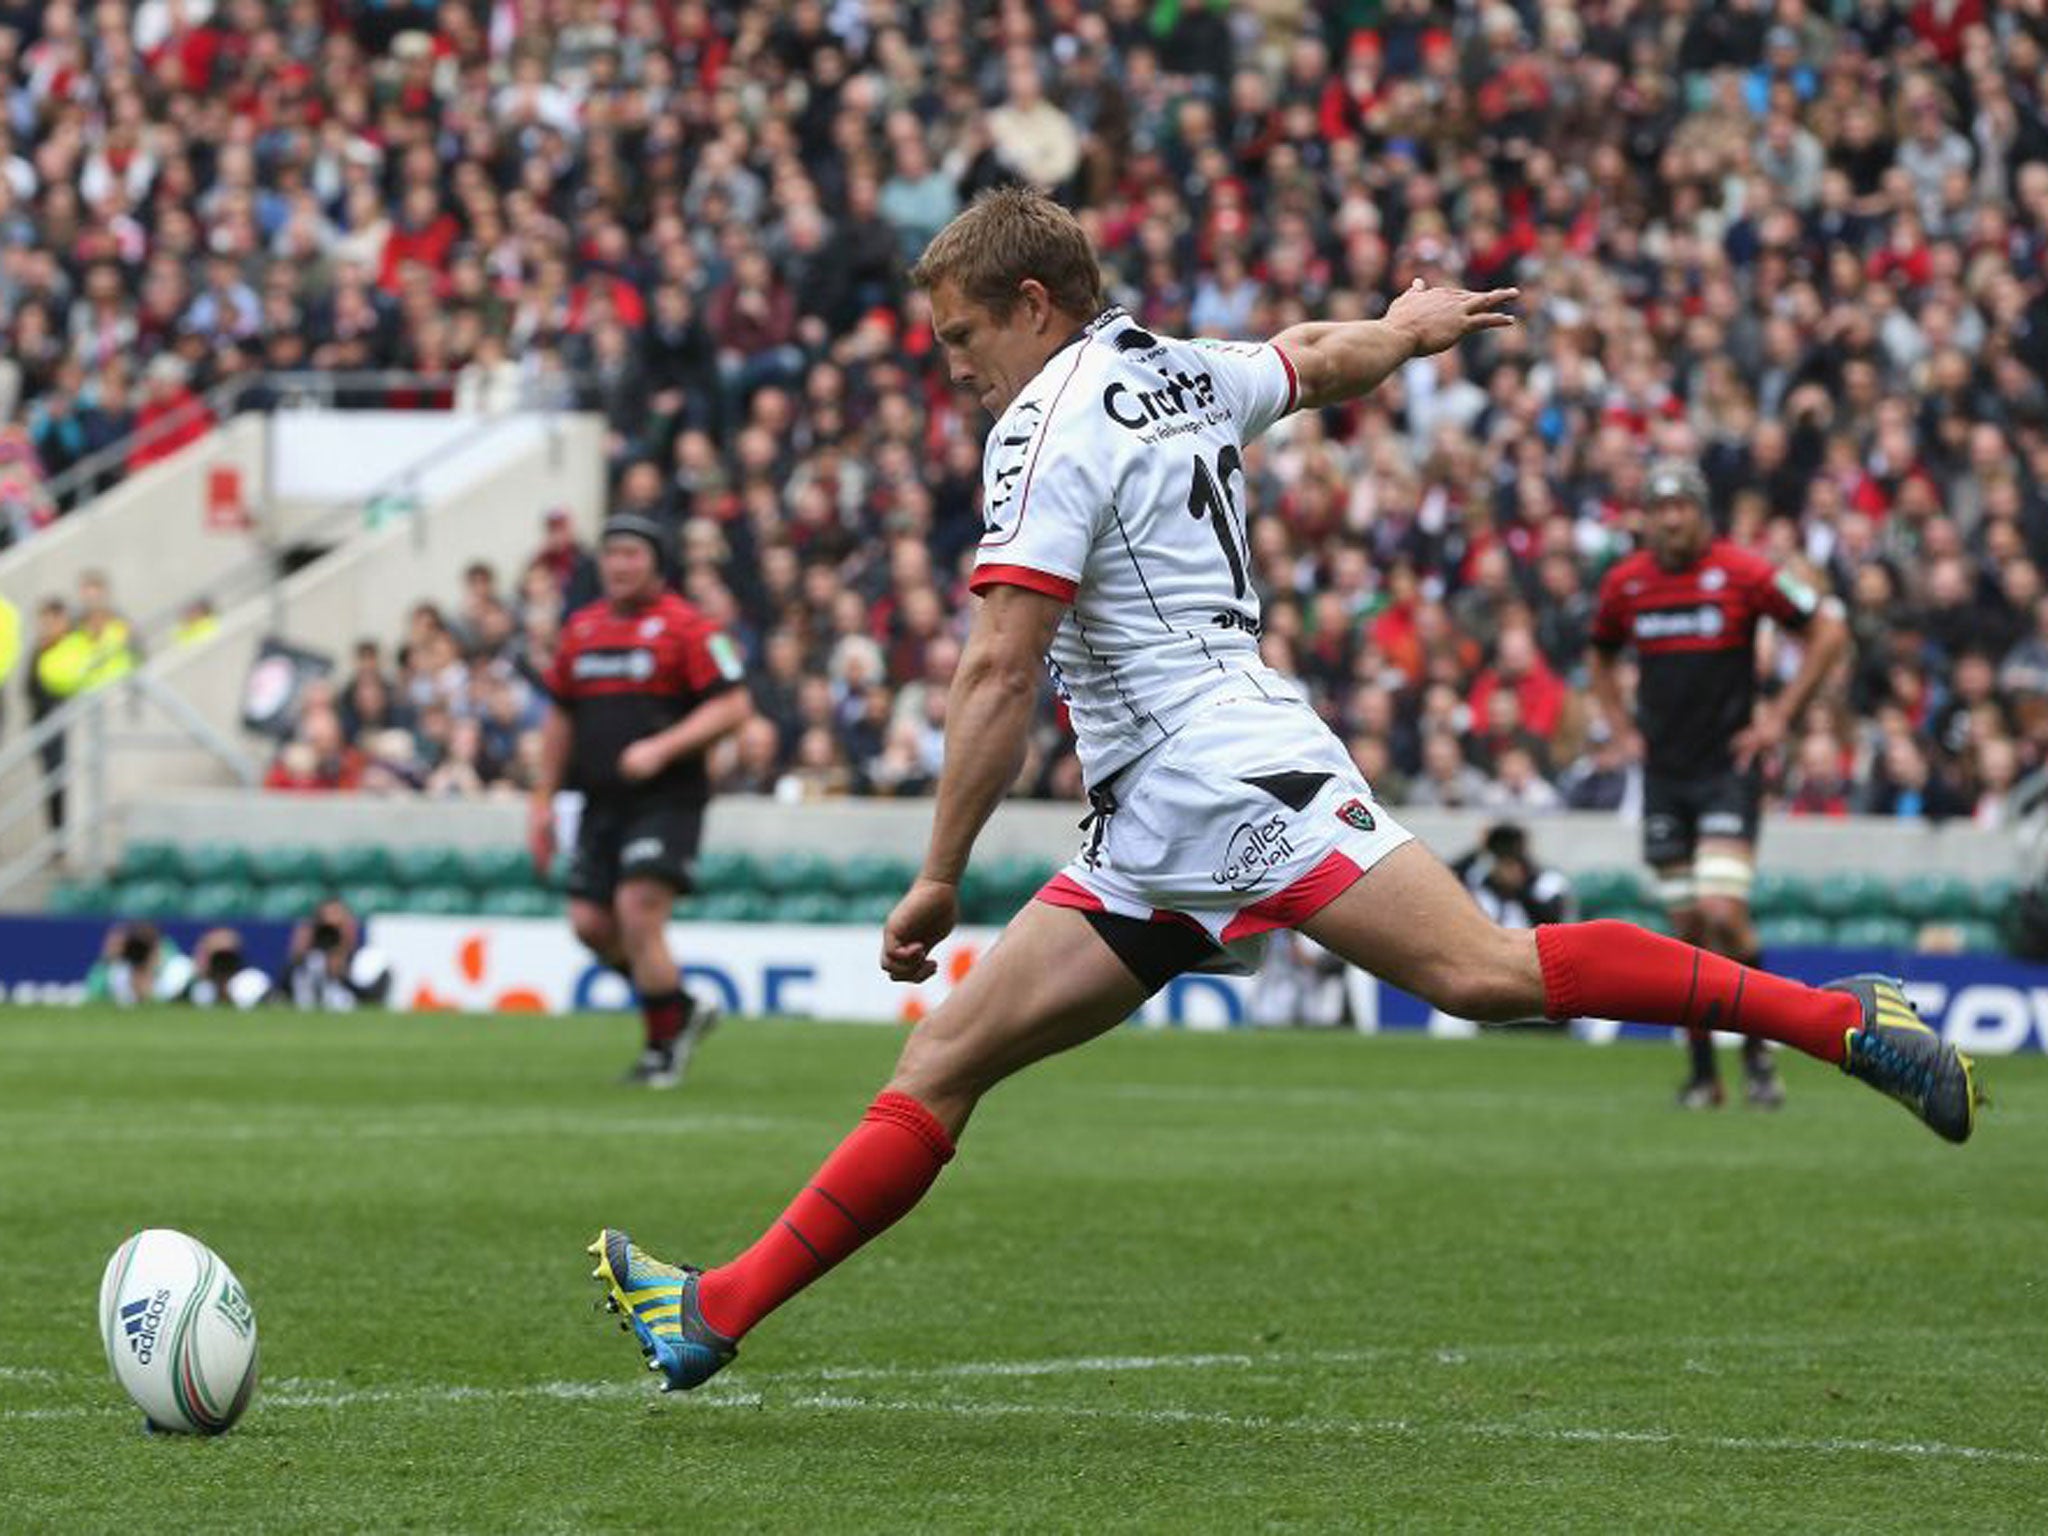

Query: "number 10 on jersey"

xmin=1188 ymin=446 xmax=1249 ymax=598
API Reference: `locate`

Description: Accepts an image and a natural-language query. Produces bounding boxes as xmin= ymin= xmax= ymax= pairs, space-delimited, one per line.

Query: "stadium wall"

xmin=361 ymin=913 xmax=2048 ymax=1050
xmin=6 ymin=910 xmax=2044 ymax=1053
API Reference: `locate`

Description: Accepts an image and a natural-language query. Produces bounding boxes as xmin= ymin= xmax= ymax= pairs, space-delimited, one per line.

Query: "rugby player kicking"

xmin=591 ymin=189 xmax=1979 ymax=1392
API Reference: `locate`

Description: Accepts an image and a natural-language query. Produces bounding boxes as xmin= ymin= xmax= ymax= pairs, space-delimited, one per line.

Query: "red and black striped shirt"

xmin=543 ymin=592 xmax=744 ymax=801
xmin=1590 ymin=542 xmax=1819 ymax=777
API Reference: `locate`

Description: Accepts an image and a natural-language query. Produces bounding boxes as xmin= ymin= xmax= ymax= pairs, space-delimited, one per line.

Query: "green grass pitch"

xmin=2 ymin=1006 xmax=2046 ymax=1533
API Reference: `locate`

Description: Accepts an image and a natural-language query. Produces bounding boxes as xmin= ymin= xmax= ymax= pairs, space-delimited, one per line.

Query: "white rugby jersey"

xmin=968 ymin=306 xmax=1304 ymax=785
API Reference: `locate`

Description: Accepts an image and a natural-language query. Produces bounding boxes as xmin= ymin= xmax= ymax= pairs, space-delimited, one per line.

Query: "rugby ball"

xmin=98 ymin=1229 xmax=260 ymax=1435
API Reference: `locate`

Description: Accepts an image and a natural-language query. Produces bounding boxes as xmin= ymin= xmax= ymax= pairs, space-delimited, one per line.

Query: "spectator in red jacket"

xmin=263 ymin=706 xmax=366 ymax=793
xmin=126 ymin=356 xmax=212 ymax=473
xmin=378 ymin=185 xmax=461 ymax=294
xmin=1469 ymin=626 xmax=1568 ymax=743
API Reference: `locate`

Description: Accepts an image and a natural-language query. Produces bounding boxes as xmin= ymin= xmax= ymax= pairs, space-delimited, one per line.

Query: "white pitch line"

xmin=0 ymin=1112 xmax=797 ymax=1147
xmin=808 ymin=1350 xmax=1260 ymax=1381
xmin=6 ymin=1351 xmax=2044 ymax=1467
xmin=773 ymin=1393 xmax=2048 ymax=1467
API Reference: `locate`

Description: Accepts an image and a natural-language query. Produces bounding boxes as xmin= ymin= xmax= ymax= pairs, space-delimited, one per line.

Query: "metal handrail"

xmin=0 ymin=671 xmax=256 ymax=794
xmin=0 ymin=672 xmax=259 ymax=901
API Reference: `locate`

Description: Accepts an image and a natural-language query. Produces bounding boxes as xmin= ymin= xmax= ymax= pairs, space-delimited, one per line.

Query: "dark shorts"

xmin=1641 ymin=768 xmax=1761 ymax=868
xmin=565 ymin=797 xmax=704 ymax=906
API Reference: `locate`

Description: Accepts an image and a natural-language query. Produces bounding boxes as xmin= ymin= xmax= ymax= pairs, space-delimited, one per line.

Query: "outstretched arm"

xmin=882 ymin=584 xmax=1066 ymax=982
xmin=1273 ymin=280 xmax=1519 ymax=412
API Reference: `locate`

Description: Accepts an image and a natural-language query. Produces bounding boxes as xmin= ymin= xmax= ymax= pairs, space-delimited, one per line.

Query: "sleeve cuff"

xmin=969 ymin=564 xmax=1079 ymax=603
xmin=1272 ymin=342 xmax=1300 ymax=413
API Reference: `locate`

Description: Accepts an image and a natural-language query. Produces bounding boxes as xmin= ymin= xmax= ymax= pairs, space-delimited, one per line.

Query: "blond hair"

xmin=909 ymin=186 xmax=1105 ymax=321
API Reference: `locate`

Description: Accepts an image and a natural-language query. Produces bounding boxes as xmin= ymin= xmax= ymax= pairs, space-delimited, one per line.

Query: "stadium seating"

xmin=1570 ymin=868 xmax=1646 ymax=917
xmin=248 ymin=845 xmax=325 ymax=889
xmin=1750 ymin=872 xmax=1816 ymax=922
xmin=756 ymin=851 xmax=838 ymax=897
xmin=337 ymin=883 xmax=404 ymax=918
xmin=478 ymin=888 xmax=559 ymax=918
xmin=177 ymin=845 xmax=251 ymax=886
xmin=1811 ymin=873 xmax=1895 ymax=923
xmin=694 ymin=850 xmax=763 ymax=893
xmin=388 ymin=847 xmax=468 ymax=892
xmin=459 ymin=847 xmax=536 ymax=891
xmin=1974 ymin=878 xmax=2018 ymax=923
xmin=252 ymin=882 xmax=326 ymax=923
xmin=47 ymin=844 xmax=2024 ymax=957
xmin=183 ymin=882 xmax=257 ymax=922
xmin=46 ymin=880 xmax=114 ymax=916
xmin=1891 ymin=875 xmax=1977 ymax=925
xmin=834 ymin=855 xmax=918 ymax=897
xmin=1829 ymin=916 xmax=1916 ymax=950
xmin=324 ymin=846 xmax=398 ymax=888
xmin=1757 ymin=916 xmax=1832 ymax=950
xmin=116 ymin=843 xmax=181 ymax=884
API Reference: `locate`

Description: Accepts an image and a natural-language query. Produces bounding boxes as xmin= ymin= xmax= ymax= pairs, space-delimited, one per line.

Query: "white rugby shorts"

xmin=1037 ymin=695 xmax=1413 ymax=968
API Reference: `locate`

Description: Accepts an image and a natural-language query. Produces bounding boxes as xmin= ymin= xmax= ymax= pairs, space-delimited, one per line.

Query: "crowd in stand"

xmin=10 ymin=2 xmax=2048 ymax=826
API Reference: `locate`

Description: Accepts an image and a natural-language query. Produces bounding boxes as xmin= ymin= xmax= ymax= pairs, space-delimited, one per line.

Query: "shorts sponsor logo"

xmin=621 ymin=837 xmax=666 ymax=865
xmin=1700 ymin=812 xmax=1746 ymax=836
xmin=1213 ymin=815 xmax=1294 ymax=892
xmin=1335 ymin=797 xmax=1376 ymax=832
xmin=571 ymin=648 xmax=657 ymax=682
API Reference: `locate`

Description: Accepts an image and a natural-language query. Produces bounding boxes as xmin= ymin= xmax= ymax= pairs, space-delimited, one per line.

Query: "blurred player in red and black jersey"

xmin=1588 ymin=460 xmax=1849 ymax=1110
xmin=530 ymin=515 xmax=754 ymax=1087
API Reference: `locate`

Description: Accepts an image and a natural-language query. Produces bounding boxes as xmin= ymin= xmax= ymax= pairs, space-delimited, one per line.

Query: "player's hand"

xmin=881 ymin=877 xmax=959 ymax=984
xmin=1731 ymin=706 xmax=1786 ymax=772
xmin=1386 ymin=278 xmax=1519 ymax=358
xmin=618 ymin=738 xmax=669 ymax=782
xmin=526 ymin=798 xmax=556 ymax=876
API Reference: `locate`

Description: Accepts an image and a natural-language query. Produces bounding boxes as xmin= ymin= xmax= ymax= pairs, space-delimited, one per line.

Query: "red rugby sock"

xmin=1535 ymin=921 xmax=1856 ymax=1065
xmin=696 ymin=1091 xmax=955 ymax=1340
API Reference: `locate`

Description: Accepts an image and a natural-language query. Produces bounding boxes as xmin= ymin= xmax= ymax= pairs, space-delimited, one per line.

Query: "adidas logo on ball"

xmin=119 ymin=1290 xmax=170 ymax=1364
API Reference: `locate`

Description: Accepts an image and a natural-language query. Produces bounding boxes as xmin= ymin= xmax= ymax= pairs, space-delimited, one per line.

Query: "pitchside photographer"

xmin=282 ymin=899 xmax=393 ymax=1011
xmin=85 ymin=921 xmax=192 ymax=1005
xmin=185 ymin=928 xmax=276 ymax=1010
xmin=1452 ymin=823 xmax=1578 ymax=1031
